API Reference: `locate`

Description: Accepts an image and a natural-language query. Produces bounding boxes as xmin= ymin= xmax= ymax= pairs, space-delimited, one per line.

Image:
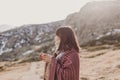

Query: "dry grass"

xmin=85 ymin=52 xmax=106 ymax=58
xmin=80 ymin=77 xmax=89 ymax=80
xmin=83 ymin=45 xmax=112 ymax=52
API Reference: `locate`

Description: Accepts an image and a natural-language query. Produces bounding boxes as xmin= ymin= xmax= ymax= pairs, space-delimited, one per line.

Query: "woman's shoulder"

xmin=62 ymin=48 xmax=78 ymax=58
xmin=65 ymin=48 xmax=78 ymax=54
xmin=60 ymin=49 xmax=79 ymax=63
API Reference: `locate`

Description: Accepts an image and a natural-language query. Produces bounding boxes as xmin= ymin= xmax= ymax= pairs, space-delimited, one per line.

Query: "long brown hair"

xmin=56 ymin=26 xmax=80 ymax=52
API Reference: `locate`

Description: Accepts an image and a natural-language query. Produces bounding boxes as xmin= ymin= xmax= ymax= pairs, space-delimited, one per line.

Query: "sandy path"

xmin=19 ymin=62 xmax=40 ymax=80
xmin=0 ymin=61 xmax=46 ymax=80
xmin=19 ymin=62 xmax=45 ymax=80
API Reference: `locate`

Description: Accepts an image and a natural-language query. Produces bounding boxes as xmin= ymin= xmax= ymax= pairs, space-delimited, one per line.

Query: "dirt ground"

xmin=80 ymin=49 xmax=120 ymax=80
xmin=1 ymin=48 xmax=120 ymax=80
xmin=0 ymin=61 xmax=46 ymax=80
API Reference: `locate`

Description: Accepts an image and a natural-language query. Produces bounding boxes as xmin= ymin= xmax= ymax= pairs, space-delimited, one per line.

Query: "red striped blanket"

xmin=49 ymin=49 xmax=80 ymax=80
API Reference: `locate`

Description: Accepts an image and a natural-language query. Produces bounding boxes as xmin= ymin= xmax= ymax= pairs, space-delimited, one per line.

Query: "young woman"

xmin=40 ymin=27 xmax=80 ymax=80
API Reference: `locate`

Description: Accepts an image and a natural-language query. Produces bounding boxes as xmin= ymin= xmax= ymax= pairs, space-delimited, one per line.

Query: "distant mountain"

xmin=0 ymin=25 xmax=17 ymax=32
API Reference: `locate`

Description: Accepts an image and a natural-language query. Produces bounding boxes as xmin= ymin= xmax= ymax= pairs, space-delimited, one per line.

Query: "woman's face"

xmin=55 ymin=35 xmax=60 ymax=46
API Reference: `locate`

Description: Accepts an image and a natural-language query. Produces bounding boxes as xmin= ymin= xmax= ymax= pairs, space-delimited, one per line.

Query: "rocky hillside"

xmin=64 ymin=0 xmax=120 ymax=46
xmin=1 ymin=0 xmax=120 ymax=62
xmin=0 ymin=21 xmax=63 ymax=61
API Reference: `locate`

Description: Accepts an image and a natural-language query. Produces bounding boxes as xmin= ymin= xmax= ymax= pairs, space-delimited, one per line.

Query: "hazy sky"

xmin=0 ymin=0 xmax=112 ymax=32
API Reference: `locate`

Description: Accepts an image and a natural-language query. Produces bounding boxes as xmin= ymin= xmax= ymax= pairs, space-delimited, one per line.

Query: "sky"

xmin=0 ymin=0 xmax=113 ymax=32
